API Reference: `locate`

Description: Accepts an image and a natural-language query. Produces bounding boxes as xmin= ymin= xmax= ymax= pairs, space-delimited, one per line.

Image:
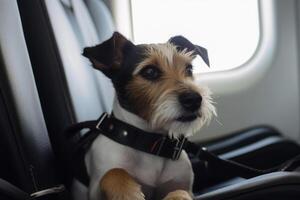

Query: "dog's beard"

xmin=150 ymin=86 xmax=216 ymax=139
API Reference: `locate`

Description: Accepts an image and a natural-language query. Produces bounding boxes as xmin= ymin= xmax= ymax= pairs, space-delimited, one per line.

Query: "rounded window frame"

xmin=197 ymin=0 xmax=277 ymax=94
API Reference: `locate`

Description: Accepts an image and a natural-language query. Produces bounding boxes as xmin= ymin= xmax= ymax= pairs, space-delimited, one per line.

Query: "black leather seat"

xmin=17 ymin=0 xmax=115 ymax=199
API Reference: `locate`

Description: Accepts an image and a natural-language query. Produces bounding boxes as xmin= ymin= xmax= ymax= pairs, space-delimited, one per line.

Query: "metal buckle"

xmin=95 ymin=112 xmax=109 ymax=130
xmin=196 ymin=147 xmax=207 ymax=158
xmin=30 ymin=185 xmax=65 ymax=198
xmin=196 ymin=147 xmax=209 ymax=168
xmin=172 ymin=137 xmax=186 ymax=160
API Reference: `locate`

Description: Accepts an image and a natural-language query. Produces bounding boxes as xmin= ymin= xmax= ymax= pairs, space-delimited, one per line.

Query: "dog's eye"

xmin=140 ymin=65 xmax=161 ymax=80
xmin=185 ymin=64 xmax=193 ymax=77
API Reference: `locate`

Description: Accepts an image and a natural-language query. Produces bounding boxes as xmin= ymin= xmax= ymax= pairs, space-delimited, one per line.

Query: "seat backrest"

xmin=17 ymin=0 xmax=116 ymax=190
xmin=44 ymin=0 xmax=115 ymax=123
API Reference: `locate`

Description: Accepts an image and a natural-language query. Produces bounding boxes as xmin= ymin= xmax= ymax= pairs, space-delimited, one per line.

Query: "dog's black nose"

xmin=179 ymin=92 xmax=202 ymax=112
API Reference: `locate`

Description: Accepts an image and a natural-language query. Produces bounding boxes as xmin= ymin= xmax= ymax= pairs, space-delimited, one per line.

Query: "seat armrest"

xmin=195 ymin=172 xmax=300 ymax=200
xmin=0 ymin=179 xmax=29 ymax=200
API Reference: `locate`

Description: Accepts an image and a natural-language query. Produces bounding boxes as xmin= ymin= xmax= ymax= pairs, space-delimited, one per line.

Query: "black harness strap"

xmin=184 ymin=141 xmax=276 ymax=178
xmin=65 ymin=113 xmax=299 ymax=186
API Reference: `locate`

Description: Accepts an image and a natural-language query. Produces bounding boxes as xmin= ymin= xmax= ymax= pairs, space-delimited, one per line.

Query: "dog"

xmin=82 ymin=32 xmax=216 ymax=200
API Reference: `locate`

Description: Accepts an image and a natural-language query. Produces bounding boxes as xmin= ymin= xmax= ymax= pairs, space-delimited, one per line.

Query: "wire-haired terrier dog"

xmin=83 ymin=32 xmax=216 ymax=200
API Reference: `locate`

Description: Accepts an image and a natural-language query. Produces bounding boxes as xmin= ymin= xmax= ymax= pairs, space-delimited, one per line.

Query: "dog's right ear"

xmin=83 ymin=32 xmax=134 ymax=78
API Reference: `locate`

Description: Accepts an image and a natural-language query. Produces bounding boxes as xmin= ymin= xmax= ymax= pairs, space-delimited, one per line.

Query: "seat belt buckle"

xmin=172 ymin=137 xmax=186 ymax=160
xmin=30 ymin=185 xmax=66 ymax=199
xmin=95 ymin=112 xmax=109 ymax=130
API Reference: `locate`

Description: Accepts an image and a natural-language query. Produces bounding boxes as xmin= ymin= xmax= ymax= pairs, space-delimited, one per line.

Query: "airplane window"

xmin=131 ymin=0 xmax=260 ymax=73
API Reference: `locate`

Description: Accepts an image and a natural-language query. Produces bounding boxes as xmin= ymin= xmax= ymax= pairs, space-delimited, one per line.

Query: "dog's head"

xmin=83 ymin=32 xmax=216 ymax=138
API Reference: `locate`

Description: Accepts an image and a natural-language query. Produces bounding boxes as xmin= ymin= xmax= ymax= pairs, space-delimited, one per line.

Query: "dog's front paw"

xmin=101 ymin=185 xmax=145 ymax=200
xmin=162 ymin=190 xmax=192 ymax=200
xmin=103 ymin=188 xmax=145 ymax=200
xmin=100 ymin=168 xmax=145 ymax=200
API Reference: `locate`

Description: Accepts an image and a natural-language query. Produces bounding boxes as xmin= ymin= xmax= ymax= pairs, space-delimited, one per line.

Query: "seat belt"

xmin=0 ymin=178 xmax=66 ymax=200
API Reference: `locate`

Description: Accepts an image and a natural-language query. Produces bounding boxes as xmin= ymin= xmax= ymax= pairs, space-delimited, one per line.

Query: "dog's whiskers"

xmin=215 ymin=118 xmax=224 ymax=126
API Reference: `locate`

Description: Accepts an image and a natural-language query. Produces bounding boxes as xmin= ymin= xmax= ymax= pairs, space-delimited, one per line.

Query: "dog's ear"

xmin=169 ymin=36 xmax=210 ymax=67
xmin=83 ymin=32 xmax=134 ymax=78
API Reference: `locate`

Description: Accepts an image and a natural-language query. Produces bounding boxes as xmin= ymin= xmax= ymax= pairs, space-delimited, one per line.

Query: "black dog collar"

xmin=97 ymin=113 xmax=187 ymax=160
xmin=67 ymin=112 xmax=187 ymax=160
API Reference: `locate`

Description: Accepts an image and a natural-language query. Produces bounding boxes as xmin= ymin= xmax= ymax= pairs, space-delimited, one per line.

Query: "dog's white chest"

xmin=85 ymin=135 xmax=164 ymax=185
xmin=85 ymin=134 xmax=193 ymax=199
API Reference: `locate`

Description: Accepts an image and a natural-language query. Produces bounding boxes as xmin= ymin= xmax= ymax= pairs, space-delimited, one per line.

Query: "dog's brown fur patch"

xmin=126 ymin=43 xmax=196 ymax=124
xmin=100 ymin=168 xmax=144 ymax=200
xmin=163 ymin=190 xmax=192 ymax=200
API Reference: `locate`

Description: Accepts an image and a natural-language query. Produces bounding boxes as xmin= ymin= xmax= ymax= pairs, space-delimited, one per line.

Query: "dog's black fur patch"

xmin=112 ymin=45 xmax=147 ymax=113
xmin=169 ymin=36 xmax=210 ymax=67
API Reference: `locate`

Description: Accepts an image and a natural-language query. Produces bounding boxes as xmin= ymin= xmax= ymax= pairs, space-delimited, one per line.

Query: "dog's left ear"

xmin=169 ymin=36 xmax=210 ymax=67
xmin=83 ymin=32 xmax=134 ymax=78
